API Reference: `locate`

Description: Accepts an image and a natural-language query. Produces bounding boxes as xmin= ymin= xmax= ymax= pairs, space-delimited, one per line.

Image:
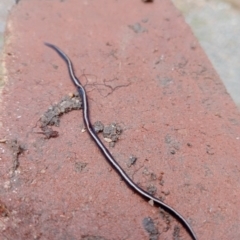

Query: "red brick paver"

xmin=1 ymin=0 xmax=240 ymax=239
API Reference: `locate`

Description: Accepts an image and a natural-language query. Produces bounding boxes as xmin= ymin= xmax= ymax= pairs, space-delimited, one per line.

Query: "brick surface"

xmin=0 ymin=0 xmax=240 ymax=239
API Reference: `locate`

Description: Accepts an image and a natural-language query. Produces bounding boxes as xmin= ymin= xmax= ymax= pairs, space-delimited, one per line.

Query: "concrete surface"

xmin=0 ymin=0 xmax=14 ymax=51
xmin=172 ymin=0 xmax=240 ymax=108
xmin=0 ymin=0 xmax=240 ymax=240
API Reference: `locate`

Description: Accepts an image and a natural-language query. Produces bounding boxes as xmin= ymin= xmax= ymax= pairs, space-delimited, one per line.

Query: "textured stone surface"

xmin=0 ymin=0 xmax=240 ymax=239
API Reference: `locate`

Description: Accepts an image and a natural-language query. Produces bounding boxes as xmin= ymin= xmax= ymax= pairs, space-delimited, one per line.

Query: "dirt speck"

xmin=206 ymin=144 xmax=214 ymax=155
xmin=36 ymin=126 xmax=59 ymax=139
xmin=7 ymin=139 xmax=25 ymax=175
xmin=173 ymin=225 xmax=181 ymax=240
xmin=103 ymin=123 xmax=122 ymax=141
xmin=75 ymin=162 xmax=88 ymax=173
xmin=0 ymin=200 xmax=10 ymax=217
xmin=150 ymin=173 xmax=157 ymax=181
xmin=40 ymin=93 xmax=82 ymax=127
xmin=147 ymin=184 xmax=157 ymax=195
xmin=142 ymin=217 xmax=159 ymax=240
xmin=159 ymin=209 xmax=171 ymax=232
xmin=93 ymin=122 xmax=123 ymax=147
xmin=158 ymin=172 xmax=165 ymax=186
xmin=38 ymin=92 xmax=82 ymax=139
xmin=93 ymin=121 xmax=104 ymax=133
xmin=81 ymin=236 xmax=107 ymax=240
xmin=128 ymin=23 xmax=147 ymax=33
xmin=127 ymin=155 xmax=137 ymax=167
xmin=164 ymin=134 xmax=180 ymax=155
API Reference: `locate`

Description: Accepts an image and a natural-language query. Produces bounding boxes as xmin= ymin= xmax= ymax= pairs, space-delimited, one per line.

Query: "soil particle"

xmin=159 ymin=209 xmax=171 ymax=232
xmin=38 ymin=92 xmax=82 ymax=139
xmin=142 ymin=168 xmax=159 ymax=181
xmin=93 ymin=122 xmax=123 ymax=147
xmin=150 ymin=173 xmax=157 ymax=181
xmin=147 ymin=184 xmax=157 ymax=195
xmin=81 ymin=236 xmax=107 ymax=240
xmin=102 ymin=123 xmax=122 ymax=141
xmin=158 ymin=172 xmax=165 ymax=186
xmin=38 ymin=95 xmax=122 ymax=145
xmin=36 ymin=126 xmax=59 ymax=139
xmin=164 ymin=134 xmax=180 ymax=155
xmin=127 ymin=155 xmax=137 ymax=167
xmin=206 ymin=144 xmax=214 ymax=155
xmin=0 ymin=200 xmax=9 ymax=217
xmin=161 ymin=190 xmax=170 ymax=196
xmin=74 ymin=162 xmax=88 ymax=173
xmin=93 ymin=121 xmax=104 ymax=133
xmin=173 ymin=225 xmax=181 ymax=240
xmin=7 ymin=139 xmax=25 ymax=175
xmin=128 ymin=22 xmax=147 ymax=33
xmin=142 ymin=217 xmax=159 ymax=240
xmin=40 ymin=93 xmax=82 ymax=128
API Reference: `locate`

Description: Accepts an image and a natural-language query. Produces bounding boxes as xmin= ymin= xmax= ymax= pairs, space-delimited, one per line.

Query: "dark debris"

xmin=93 ymin=122 xmax=123 ymax=147
xmin=7 ymin=139 xmax=25 ymax=174
xmin=159 ymin=209 xmax=171 ymax=232
xmin=164 ymin=134 xmax=180 ymax=155
xmin=93 ymin=121 xmax=104 ymax=133
xmin=173 ymin=225 xmax=181 ymax=240
xmin=38 ymin=93 xmax=82 ymax=139
xmin=128 ymin=23 xmax=147 ymax=33
xmin=40 ymin=93 xmax=82 ymax=128
xmin=147 ymin=184 xmax=157 ymax=195
xmin=103 ymin=123 xmax=122 ymax=143
xmin=127 ymin=155 xmax=137 ymax=167
xmin=142 ymin=217 xmax=159 ymax=240
xmin=150 ymin=172 xmax=157 ymax=181
xmin=75 ymin=162 xmax=88 ymax=173
xmin=36 ymin=126 xmax=59 ymax=139
xmin=81 ymin=236 xmax=107 ymax=240
xmin=0 ymin=200 xmax=10 ymax=217
xmin=206 ymin=144 xmax=215 ymax=155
